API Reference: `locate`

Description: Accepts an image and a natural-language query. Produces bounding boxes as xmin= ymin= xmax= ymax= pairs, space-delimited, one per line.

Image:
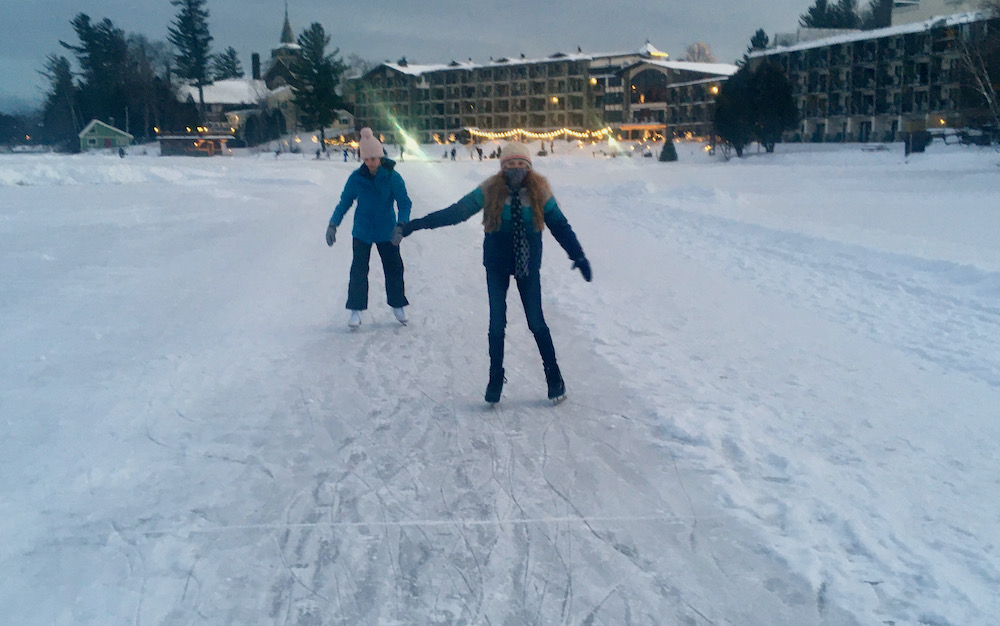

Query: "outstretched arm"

xmin=392 ymin=188 xmax=484 ymax=245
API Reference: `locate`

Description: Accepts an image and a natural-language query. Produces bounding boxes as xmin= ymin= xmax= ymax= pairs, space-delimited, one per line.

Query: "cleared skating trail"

xmin=222 ymin=298 xmax=852 ymax=625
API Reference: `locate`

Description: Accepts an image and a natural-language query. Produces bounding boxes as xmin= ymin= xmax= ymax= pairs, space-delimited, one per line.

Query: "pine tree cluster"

xmin=714 ymin=61 xmax=798 ymax=157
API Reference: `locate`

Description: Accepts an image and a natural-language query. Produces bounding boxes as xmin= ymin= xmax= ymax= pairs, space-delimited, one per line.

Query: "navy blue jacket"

xmin=407 ymin=183 xmax=585 ymax=275
xmin=330 ymin=158 xmax=412 ymax=244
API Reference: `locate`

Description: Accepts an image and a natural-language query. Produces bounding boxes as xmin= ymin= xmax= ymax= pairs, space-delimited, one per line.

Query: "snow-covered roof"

xmin=751 ymin=10 xmax=990 ymax=57
xmin=177 ymin=79 xmax=271 ymax=105
xmin=630 ymin=59 xmax=739 ymax=77
xmin=370 ymin=43 xmax=676 ymax=78
xmin=78 ymin=119 xmax=133 ymax=139
xmin=638 ymin=42 xmax=668 ymax=57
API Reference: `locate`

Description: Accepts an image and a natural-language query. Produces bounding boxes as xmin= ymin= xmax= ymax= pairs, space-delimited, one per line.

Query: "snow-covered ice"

xmin=1 ymin=140 xmax=998 ymax=625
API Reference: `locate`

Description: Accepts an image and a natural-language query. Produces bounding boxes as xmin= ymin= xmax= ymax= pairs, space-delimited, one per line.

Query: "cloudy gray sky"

xmin=0 ymin=0 xmax=814 ymax=113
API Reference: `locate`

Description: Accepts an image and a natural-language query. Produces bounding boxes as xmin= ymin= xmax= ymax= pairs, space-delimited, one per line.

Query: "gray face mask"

xmin=503 ymin=168 xmax=529 ymax=188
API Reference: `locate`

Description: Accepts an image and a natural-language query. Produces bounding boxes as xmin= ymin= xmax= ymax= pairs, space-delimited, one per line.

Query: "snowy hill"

xmin=1 ymin=141 xmax=998 ymax=625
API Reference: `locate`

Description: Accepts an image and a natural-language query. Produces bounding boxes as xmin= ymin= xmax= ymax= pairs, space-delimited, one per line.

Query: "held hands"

xmin=572 ymin=257 xmax=592 ymax=282
xmin=325 ymin=223 xmax=337 ymax=246
xmin=390 ymin=222 xmax=411 ymax=246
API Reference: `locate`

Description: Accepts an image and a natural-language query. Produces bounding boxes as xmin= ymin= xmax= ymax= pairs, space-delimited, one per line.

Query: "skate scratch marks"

xmin=128 ymin=512 xmax=706 ymax=538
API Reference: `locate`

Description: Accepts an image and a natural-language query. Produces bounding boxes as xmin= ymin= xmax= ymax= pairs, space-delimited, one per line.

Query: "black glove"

xmin=572 ymin=257 xmax=592 ymax=282
xmin=325 ymin=223 xmax=337 ymax=246
xmin=390 ymin=222 xmax=413 ymax=246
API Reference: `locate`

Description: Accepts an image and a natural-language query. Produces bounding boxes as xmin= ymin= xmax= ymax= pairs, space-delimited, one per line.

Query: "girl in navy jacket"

xmin=393 ymin=142 xmax=591 ymax=403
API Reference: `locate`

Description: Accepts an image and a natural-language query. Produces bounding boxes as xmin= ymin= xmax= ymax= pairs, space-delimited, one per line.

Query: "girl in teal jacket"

xmin=326 ymin=128 xmax=411 ymax=328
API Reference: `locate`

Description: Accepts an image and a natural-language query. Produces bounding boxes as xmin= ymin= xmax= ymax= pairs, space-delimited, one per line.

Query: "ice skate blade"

xmin=550 ymin=394 xmax=567 ymax=405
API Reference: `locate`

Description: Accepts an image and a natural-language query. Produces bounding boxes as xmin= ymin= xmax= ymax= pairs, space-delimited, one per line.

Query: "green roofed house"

xmin=79 ymin=119 xmax=133 ymax=153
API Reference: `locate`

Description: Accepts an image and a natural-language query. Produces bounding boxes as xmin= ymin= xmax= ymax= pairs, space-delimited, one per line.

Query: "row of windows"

xmin=359 ymin=85 xmax=713 ymax=110
xmin=356 ymin=95 xmax=591 ymax=117
xmin=364 ymin=61 xmax=590 ymax=89
xmin=798 ymin=86 xmax=957 ymax=117
xmin=779 ymin=31 xmax=958 ymax=73
xmin=773 ymin=25 xmax=973 ymax=75
xmin=384 ymin=112 xmax=588 ymax=132
xmin=358 ymin=89 xmax=589 ymax=106
xmin=361 ymin=79 xmax=590 ymax=102
xmin=793 ymin=60 xmax=960 ymax=94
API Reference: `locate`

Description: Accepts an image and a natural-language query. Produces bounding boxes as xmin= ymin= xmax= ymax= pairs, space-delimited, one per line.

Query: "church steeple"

xmin=280 ymin=1 xmax=294 ymax=44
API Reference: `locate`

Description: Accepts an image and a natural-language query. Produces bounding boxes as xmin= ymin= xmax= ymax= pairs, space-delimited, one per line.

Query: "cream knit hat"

xmin=358 ymin=127 xmax=383 ymax=160
xmin=500 ymin=141 xmax=533 ymax=168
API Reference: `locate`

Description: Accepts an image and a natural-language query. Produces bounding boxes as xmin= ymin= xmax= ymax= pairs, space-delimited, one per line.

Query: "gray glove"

xmin=391 ymin=222 xmax=415 ymax=246
xmin=325 ymin=223 xmax=337 ymax=246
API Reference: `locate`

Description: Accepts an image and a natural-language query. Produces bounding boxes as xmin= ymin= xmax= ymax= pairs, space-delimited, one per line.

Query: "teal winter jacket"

xmin=405 ymin=182 xmax=585 ymax=275
xmin=330 ymin=158 xmax=412 ymax=244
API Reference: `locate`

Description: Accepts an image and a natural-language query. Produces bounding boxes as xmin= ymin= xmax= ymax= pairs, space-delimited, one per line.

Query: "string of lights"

xmin=466 ymin=127 xmax=614 ymax=141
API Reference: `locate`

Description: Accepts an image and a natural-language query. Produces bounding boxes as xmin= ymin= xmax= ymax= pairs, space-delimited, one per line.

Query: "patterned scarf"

xmin=509 ymin=186 xmax=531 ymax=279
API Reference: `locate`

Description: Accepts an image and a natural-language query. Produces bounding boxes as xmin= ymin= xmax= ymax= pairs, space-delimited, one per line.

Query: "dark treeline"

xmin=40 ymin=13 xmax=199 ymax=149
xmin=19 ymin=0 xmax=254 ymax=150
xmin=33 ymin=10 xmax=210 ymax=150
xmin=15 ymin=0 xmax=348 ymax=151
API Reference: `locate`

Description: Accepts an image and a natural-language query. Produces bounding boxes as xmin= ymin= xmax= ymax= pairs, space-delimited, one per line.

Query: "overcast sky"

xmin=0 ymin=0 xmax=814 ymax=113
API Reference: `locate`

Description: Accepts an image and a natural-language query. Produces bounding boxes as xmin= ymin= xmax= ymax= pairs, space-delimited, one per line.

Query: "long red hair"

xmin=481 ymin=170 xmax=551 ymax=232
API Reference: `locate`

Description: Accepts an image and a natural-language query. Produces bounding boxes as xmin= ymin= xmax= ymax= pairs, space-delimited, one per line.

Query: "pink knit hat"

xmin=500 ymin=141 xmax=533 ymax=168
xmin=358 ymin=127 xmax=383 ymax=160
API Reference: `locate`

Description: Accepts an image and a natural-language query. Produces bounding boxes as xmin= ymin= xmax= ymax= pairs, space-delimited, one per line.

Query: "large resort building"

xmin=345 ymin=0 xmax=996 ymax=147
xmin=346 ymin=45 xmax=737 ymax=145
xmin=748 ymin=8 xmax=998 ymax=143
xmin=189 ymin=0 xmax=996 ymax=150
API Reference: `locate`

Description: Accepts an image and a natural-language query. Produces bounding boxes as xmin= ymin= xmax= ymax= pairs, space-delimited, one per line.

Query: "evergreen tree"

xmin=60 ymin=14 xmax=131 ymax=129
xmin=39 ymin=54 xmax=80 ymax=147
xmin=125 ymin=34 xmax=173 ymax=141
xmin=751 ymin=61 xmax=799 ymax=152
xmin=715 ymin=61 xmax=799 ymax=156
xmin=799 ymin=0 xmax=832 ymax=27
xmin=831 ymin=0 xmax=860 ymax=28
xmin=168 ymin=0 xmax=213 ymax=120
xmin=748 ymin=28 xmax=770 ymax=55
xmin=860 ymin=0 xmax=893 ymax=29
xmin=213 ymin=46 xmax=244 ymax=81
xmin=714 ymin=65 xmax=755 ymax=156
xmin=801 ymin=0 xmax=862 ymax=28
xmin=290 ymin=23 xmax=346 ymax=149
xmin=658 ymin=135 xmax=678 ymax=161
